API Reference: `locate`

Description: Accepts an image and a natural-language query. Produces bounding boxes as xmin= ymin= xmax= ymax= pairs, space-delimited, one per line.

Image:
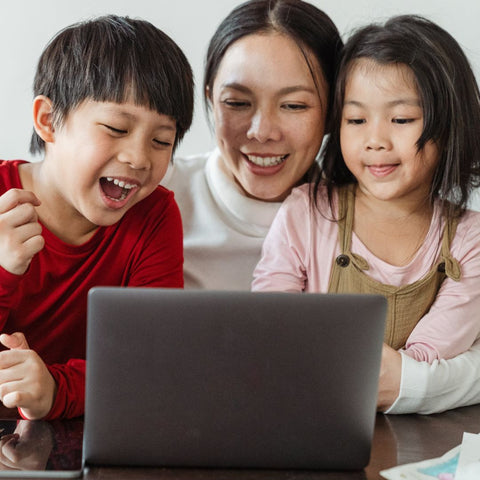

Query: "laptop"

xmin=83 ymin=288 xmax=386 ymax=471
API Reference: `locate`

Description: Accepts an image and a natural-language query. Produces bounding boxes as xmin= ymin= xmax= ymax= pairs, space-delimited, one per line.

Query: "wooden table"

xmin=1 ymin=403 xmax=479 ymax=479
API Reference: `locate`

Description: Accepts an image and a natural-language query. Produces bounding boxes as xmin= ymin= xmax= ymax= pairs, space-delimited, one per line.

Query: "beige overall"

xmin=328 ymin=185 xmax=461 ymax=349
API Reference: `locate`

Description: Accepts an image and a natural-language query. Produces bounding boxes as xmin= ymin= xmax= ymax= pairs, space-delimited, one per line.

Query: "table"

xmin=1 ymin=403 xmax=479 ymax=479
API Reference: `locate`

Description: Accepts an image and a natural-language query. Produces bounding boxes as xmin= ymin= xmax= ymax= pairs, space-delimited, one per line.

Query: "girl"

xmin=253 ymin=15 xmax=480 ymax=365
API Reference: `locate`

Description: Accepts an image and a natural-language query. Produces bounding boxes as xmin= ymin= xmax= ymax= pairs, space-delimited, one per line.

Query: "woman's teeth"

xmin=246 ymin=155 xmax=287 ymax=167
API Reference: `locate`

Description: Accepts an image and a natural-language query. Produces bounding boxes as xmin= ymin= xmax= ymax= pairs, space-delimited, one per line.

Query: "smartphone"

xmin=0 ymin=419 xmax=82 ymax=478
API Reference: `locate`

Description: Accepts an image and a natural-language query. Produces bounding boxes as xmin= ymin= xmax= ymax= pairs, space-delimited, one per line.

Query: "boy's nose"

xmin=246 ymin=109 xmax=282 ymax=143
xmin=118 ymin=143 xmax=151 ymax=170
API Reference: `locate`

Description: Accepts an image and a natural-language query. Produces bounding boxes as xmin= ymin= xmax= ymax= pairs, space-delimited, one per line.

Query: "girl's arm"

xmin=403 ymin=211 xmax=480 ymax=362
xmin=382 ymin=338 xmax=480 ymax=414
xmin=252 ymin=188 xmax=312 ymax=292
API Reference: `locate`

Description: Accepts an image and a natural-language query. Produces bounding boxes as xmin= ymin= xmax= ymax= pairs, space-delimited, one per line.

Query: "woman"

xmin=162 ymin=0 xmax=342 ymax=290
xmin=163 ymin=0 xmax=480 ymax=415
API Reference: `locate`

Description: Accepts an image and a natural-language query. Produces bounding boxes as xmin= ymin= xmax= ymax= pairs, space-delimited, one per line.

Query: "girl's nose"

xmin=365 ymin=122 xmax=392 ymax=151
xmin=246 ymin=109 xmax=282 ymax=143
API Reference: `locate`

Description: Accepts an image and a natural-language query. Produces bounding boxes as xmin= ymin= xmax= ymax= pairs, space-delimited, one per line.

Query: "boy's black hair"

xmin=30 ymin=15 xmax=194 ymax=154
xmin=318 ymin=14 xmax=480 ymax=217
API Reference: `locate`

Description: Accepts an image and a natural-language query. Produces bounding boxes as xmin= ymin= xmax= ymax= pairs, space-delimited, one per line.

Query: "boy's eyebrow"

xmin=221 ymin=82 xmax=317 ymax=95
xmin=107 ymin=109 xmax=177 ymax=130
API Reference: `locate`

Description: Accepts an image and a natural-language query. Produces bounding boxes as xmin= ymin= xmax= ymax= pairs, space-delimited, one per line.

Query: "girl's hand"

xmin=0 ymin=189 xmax=44 ymax=275
xmin=377 ymin=343 xmax=402 ymax=411
xmin=0 ymin=333 xmax=56 ymax=420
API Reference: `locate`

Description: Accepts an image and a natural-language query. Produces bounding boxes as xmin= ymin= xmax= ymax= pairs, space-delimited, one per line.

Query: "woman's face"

xmin=209 ymin=32 xmax=328 ymax=202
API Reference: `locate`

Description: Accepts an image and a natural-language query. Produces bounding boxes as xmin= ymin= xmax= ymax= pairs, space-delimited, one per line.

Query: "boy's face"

xmin=45 ymin=99 xmax=176 ymax=230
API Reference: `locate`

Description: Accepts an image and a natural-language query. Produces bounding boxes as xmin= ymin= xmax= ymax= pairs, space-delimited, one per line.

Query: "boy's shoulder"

xmin=0 ymin=159 xmax=29 ymax=192
xmin=123 ymin=184 xmax=180 ymax=226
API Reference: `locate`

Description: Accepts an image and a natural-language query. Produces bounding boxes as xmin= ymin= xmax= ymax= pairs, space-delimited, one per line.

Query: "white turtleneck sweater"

xmin=162 ymin=149 xmax=281 ymax=290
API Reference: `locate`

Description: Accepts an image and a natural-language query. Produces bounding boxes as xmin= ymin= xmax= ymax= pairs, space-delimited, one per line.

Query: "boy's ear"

xmin=32 ymin=95 xmax=55 ymax=144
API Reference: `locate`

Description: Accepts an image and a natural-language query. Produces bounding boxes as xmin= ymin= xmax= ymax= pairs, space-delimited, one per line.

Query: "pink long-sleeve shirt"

xmin=252 ymin=184 xmax=480 ymax=362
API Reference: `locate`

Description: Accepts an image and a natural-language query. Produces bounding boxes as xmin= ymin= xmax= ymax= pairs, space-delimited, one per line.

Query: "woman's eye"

xmin=221 ymin=99 xmax=250 ymax=109
xmin=282 ymin=103 xmax=308 ymax=111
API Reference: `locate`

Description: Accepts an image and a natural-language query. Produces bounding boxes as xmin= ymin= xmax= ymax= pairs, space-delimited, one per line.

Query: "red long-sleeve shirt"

xmin=0 ymin=160 xmax=183 ymax=419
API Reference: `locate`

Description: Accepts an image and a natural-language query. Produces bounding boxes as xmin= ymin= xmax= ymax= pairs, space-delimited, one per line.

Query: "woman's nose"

xmin=246 ymin=109 xmax=282 ymax=143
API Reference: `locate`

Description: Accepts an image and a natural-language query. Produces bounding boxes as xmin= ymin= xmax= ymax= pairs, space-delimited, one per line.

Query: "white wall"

xmin=1 ymin=0 xmax=479 ymax=208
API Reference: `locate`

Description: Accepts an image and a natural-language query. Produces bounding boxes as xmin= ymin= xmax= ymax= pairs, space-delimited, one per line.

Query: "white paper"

xmin=380 ymin=432 xmax=480 ymax=480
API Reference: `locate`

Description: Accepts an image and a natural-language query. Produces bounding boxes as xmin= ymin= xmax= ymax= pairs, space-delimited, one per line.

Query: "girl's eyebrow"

xmin=221 ymin=82 xmax=317 ymax=95
xmin=344 ymin=98 xmax=421 ymax=108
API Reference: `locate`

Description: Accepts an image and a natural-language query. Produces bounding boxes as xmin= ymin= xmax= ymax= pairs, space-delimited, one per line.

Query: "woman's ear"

xmin=32 ymin=95 xmax=55 ymax=144
xmin=205 ymin=85 xmax=213 ymax=105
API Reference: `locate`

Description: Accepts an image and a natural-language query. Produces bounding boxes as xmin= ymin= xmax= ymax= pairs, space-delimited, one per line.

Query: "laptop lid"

xmin=84 ymin=288 xmax=385 ymax=470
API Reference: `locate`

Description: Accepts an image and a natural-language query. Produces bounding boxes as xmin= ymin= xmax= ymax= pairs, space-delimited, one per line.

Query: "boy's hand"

xmin=0 ymin=189 xmax=44 ymax=275
xmin=0 ymin=333 xmax=56 ymax=420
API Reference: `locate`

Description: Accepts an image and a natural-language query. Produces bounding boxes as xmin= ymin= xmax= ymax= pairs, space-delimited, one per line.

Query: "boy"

xmin=0 ymin=15 xmax=194 ymax=420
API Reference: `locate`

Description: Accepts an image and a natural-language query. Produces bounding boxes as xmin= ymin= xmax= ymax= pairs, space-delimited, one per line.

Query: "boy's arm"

xmin=0 ymin=333 xmax=57 ymax=419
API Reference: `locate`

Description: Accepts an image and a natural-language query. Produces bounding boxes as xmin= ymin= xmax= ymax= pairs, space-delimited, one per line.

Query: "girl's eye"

xmin=392 ymin=118 xmax=415 ymax=124
xmin=346 ymin=118 xmax=365 ymax=125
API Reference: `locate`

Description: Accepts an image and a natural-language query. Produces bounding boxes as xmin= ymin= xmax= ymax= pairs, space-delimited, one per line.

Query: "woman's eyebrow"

xmin=221 ymin=82 xmax=316 ymax=95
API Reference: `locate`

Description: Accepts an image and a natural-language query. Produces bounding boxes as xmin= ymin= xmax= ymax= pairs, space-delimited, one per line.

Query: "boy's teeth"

xmin=107 ymin=178 xmax=136 ymax=189
xmin=247 ymin=155 xmax=286 ymax=167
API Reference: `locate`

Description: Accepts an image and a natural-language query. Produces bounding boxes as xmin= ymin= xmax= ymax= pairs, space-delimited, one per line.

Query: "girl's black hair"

xmin=204 ymin=0 xmax=343 ymax=183
xmin=30 ymin=15 xmax=194 ymax=154
xmin=318 ymin=14 xmax=480 ymax=218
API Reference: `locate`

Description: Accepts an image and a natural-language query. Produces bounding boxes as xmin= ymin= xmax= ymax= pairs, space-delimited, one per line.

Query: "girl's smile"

xmin=340 ymin=58 xmax=439 ymax=206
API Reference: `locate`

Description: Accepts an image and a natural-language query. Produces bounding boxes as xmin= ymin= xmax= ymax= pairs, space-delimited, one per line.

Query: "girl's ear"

xmin=32 ymin=95 xmax=55 ymax=144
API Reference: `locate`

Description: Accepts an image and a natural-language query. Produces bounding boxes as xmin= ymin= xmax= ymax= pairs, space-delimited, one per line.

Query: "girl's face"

xmin=209 ymin=32 xmax=328 ymax=202
xmin=340 ymin=59 xmax=439 ymax=205
xmin=40 ymin=99 xmax=176 ymax=241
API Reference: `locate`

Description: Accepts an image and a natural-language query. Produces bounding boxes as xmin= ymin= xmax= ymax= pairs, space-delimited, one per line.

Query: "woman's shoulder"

xmin=162 ymin=150 xmax=212 ymax=188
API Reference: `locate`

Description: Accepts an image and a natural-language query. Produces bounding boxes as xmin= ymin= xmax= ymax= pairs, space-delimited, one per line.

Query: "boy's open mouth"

xmin=100 ymin=177 xmax=138 ymax=201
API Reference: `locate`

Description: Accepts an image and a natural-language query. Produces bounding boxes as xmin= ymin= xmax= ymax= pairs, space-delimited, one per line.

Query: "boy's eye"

xmin=153 ymin=139 xmax=173 ymax=148
xmin=103 ymin=124 xmax=127 ymax=134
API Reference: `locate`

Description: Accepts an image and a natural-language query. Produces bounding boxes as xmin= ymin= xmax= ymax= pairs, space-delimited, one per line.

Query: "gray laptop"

xmin=83 ymin=288 xmax=386 ymax=471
